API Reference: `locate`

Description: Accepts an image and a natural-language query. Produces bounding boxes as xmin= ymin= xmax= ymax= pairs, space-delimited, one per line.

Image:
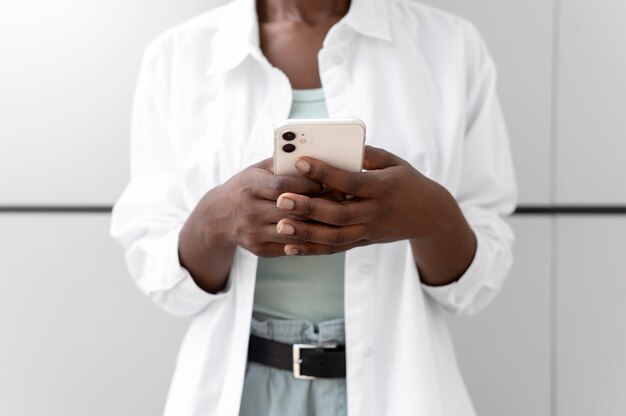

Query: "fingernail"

xmin=276 ymin=196 xmax=295 ymax=210
xmin=285 ymin=247 xmax=300 ymax=255
xmin=277 ymin=222 xmax=295 ymax=235
xmin=295 ymin=159 xmax=311 ymax=173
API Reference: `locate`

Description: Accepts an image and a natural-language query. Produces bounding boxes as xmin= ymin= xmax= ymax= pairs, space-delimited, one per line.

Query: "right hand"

xmin=181 ymin=157 xmax=324 ymax=258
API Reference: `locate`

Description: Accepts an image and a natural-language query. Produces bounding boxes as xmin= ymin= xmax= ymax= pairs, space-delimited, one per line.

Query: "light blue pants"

xmin=239 ymin=317 xmax=347 ymax=416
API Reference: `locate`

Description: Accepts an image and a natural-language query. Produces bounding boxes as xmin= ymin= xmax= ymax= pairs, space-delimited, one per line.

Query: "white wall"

xmin=1 ymin=1 xmax=625 ymax=415
xmin=0 ymin=215 xmax=187 ymax=416
xmin=0 ymin=0 xmax=228 ymax=204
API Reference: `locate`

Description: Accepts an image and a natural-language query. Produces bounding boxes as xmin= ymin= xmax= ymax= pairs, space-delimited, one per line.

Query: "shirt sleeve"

xmin=110 ymin=37 xmax=231 ymax=318
xmin=421 ymin=21 xmax=518 ymax=316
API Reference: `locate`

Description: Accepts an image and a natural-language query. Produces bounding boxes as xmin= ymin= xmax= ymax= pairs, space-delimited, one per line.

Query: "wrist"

xmin=195 ymin=184 xmax=237 ymax=250
xmin=409 ymin=181 xmax=477 ymax=287
xmin=410 ymin=179 xmax=458 ymax=242
xmin=178 ymin=186 xmax=238 ymax=294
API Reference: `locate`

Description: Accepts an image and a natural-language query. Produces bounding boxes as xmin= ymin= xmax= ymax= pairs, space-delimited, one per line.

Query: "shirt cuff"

xmin=140 ymin=224 xmax=233 ymax=317
xmin=420 ymin=231 xmax=494 ymax=314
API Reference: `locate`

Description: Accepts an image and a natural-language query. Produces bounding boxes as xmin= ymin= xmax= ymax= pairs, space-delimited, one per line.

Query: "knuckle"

xmin=361 ymin=225 xmax=376 ymax=242
xmin=285 ymin=232 xmax=307 ymax=244
xmin=335 ymin=209 xmax=352 ymax=225
xmin=293 ymin=235 xmax=308 ymax=244
xmin=241 ymin=234 xmax=256 ymax=249
xmin=271 ymin=176 xmax=288 ymax=195
xmin=304 ymin=177 xmax=322 ymax=194
xmin=287 ymin=211 xmax=305 ymax=221
xmin=237 ymin=182 xmax=254 ymax=198
xmin=332 ymin=230 xmax=346 ymax=246
xmin=302 ymin=201 xmax=316 ymax=218
xmin=377 ymin=171 xmax=394 ymax=189
xmin=241 ymin=210 xmax=257 ymax=224
xmin=301 ymin=228 xmax=313 ymax=243
xmin=315 ymin=167 xmax=327 ymax=184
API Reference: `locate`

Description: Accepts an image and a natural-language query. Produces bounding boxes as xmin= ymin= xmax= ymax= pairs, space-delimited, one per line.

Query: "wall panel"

xmin=555 ymin=0 xmax=626 ymax=204
xmin=419 ymin=0 xmax=554 ymax=204
xmin=446 ymin=217 xmax=552 ymax=416
xmin=556 ymin=217 xmax=626 ymax=416
xmin=0 ymin=215 xmax=187 ymax=416
xmin=0 ymin=0 xmax=227 ymax=205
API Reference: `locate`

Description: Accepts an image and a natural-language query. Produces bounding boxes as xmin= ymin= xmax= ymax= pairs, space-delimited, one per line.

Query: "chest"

xmin=169 ymin=38 xmax=466 ymax=199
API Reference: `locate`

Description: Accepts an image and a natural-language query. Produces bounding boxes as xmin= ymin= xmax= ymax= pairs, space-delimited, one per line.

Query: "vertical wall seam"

xmin=549 ymin=0 xmax=562 ymax=415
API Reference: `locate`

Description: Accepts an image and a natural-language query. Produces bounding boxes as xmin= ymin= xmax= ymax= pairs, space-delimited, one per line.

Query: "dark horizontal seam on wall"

xmin=514 ymin=206 xmax=626 ymax=215
xmin=0 ymin=206 xmax=113 ymax=213
xmin=1 ymin=205 xmax=626 ymax=215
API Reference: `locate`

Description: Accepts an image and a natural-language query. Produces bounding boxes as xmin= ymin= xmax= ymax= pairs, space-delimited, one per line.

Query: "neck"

xmin=256 ymin=0 xmax=351 ymax=24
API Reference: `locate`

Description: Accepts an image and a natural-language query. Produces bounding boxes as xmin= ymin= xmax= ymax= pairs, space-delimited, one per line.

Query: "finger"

xmin=254 ymin=243 xmax=291 ymax=258
xmin=276 ymin=219 xmax=367 ymax=246
xmin=251 ymin=200 xmax=289 ymax=224
xmin=276 ymin=193 xmax=371 ymax=225
xmin=259 ymin=224 xmax=314 ymax=244
xmin=306 ymin=188 xmax=352 ymax=202
xmin=362 ymin=145 xmax=403 ymax=171
xmin=305 ymin=186 xmax=334 ymax=199
xmin=294 ymin=158 xmax=378 ymax=197
xmin=239 ymin=226 xmax=291 ymax=257
xmin=260 ymin=224 xmax=291 ymax=244
xmin=256 ymin=218 xmax=320 ymax=247
xmin=253 ymin=170 xmax=323 ymax=200
xmin=239 ymin=201 xmax=309 ymax=231
xmin=283 ymin=240 xmax=368 ymax=256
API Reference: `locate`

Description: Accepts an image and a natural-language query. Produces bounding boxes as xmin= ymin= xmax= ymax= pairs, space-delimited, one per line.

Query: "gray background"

xmin=1 ymin=0 xmax=625 ymax=415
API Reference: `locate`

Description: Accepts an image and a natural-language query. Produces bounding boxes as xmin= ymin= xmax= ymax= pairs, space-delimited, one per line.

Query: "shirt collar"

xmin=204 ymin=0 xmax=392 ymax=76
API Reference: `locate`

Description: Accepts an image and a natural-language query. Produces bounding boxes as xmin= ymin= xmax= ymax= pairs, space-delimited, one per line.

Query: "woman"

xmin=110 ymin=0 xmax=517 ymax=415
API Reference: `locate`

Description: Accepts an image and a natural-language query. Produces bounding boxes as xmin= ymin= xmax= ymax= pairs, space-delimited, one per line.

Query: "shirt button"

xmin=360 ymin=264 xmax=373 ymax=274
xmin=331 ymin=55 xmax=343 ymax=66
xmin=363 ymin=347 xmax=374 ymax=358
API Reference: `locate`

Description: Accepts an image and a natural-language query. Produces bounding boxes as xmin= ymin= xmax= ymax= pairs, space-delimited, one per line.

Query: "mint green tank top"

xmin=252 ymin=88 xmax=345 ymax=324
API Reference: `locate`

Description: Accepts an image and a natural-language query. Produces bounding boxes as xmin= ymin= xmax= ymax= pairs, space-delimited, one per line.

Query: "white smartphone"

xmin=273 ymin=118 xmax=366 ymax=176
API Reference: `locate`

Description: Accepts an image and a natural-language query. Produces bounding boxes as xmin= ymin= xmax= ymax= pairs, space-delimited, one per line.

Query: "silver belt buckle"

xmin=292 ymin=342 xmax=339 ymax=380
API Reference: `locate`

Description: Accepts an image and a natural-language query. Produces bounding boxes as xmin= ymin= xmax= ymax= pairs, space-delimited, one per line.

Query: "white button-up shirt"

xmin=110 ymin=0 xmax=517 ymax=415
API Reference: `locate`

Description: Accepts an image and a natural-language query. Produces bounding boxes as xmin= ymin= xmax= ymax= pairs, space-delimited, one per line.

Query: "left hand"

xmin=275 ymin=145 xmax=457 ymax=256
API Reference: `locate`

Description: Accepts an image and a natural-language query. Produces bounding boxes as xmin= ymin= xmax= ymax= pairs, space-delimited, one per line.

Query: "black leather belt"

xmin=248 ymin=334 xmax=346 ymax=380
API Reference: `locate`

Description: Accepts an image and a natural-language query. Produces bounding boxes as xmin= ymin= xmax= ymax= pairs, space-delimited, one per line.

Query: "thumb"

xmin=362 ymin=145 xmax=403 ymax=170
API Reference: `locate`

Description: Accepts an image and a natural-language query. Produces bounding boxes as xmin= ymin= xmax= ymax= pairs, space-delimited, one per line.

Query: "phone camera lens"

xmin=282 ymin=144 xmax=296 ymax=153
xmin=282 ymin=131 xmax=296 ymax=141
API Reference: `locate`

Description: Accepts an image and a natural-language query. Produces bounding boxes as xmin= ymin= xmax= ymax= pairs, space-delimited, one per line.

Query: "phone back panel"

xmin=274 ymin=118 xmax=366 ymax=176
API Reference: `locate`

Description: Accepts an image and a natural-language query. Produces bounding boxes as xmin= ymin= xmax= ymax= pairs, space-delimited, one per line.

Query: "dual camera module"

xmin=281 ymin=131 xmax=297 ymax=153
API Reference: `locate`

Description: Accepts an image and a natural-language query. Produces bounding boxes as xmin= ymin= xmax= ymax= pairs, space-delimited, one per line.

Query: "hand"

xmin=178 ymin=157 xmax=323 ymax=293
xmin=274 ymin=145 xmax=462 ymax=256
xmin=184 ymin=157 xmax=324 ymax=258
